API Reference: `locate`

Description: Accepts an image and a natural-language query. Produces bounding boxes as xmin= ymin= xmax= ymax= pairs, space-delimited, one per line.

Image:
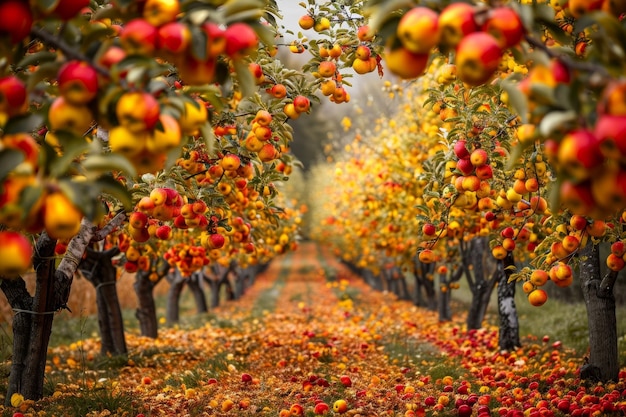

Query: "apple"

xmin=267 ymin=83 xmax=287 ymax=99
xmin=437 ymin=2 xmax=477 ymax=50
xmin=455 ymin=32 xmax=502 ymax=86
xmin=453 ymin=140 xmax=470 ymax=159
xmin=150 ymin=113 xmax=181 ymax=153
xmin=129 ymin=211 xmax=149 ymax=229
xmin=224 ymin=23 xmax=258 ymax=58
xmin=221 ymin=154 xmax=241 ymax=171
xmin=177 ymin=56 xmax=217 ymax=86
xmin=333 ymin=399 xmax=348 ymax=414
xmin=143 ymin=0 xmax=180 ymax=27
xmin=47 ymin=97 xmax=94 ymax=135
xmin=595 ymin=114 xmax=626 ymax=159
xmin=0 ymin=231 xmax=33 ymax=278
xmin=456 ymin=158 xmax=474 ymax=175
xmin=422 ymin=223 xmax=437 ymax=236
xmin=258 ymin=143 xmax=278 ymax=162
xmin=314 ymin=402 xmax=330 ymax=414
xmin=51 ymin=0 xmax=89 ymax=20
xmin=299 ymin=15 xmax=315 ymax=30
xmin=293 ymin=95 xmax=310 ymax=113
xmin=591 ymin=166 xmax=626 ymax=212
xmin=318 ymin=60 xmax=337 ymax=78
xmin=0 ymin=76 xmax=27 ymax=116
xmin=155 ymin=225 xmax=173 ymax=240
xmin=357 ymin=25 xmax=374 ymax=41
xmin=116 ymin=91 xmax=160 ymax=133
xmin=157 ymin=22 xmax=191 ymax=55
xmin=557 ymin=129 xmax=604 ymax=182
xmin=241 ymin=373 xmax=253 ymax=383
xmin=470 ymin=148 xmax=488 ymax=166
xmin=43 ymin=192 xmax=83 ymax=240
xmin=339 ymin=375 xmax=352 ymax=387
xmin=98 ymin=46 xmax=126 ymax=70
xmin=58 ymin=61 xmax=99 ymax=105
xmin=208 ymin=233 xmax=225 ymax=249
xmin=120 ymin=19 xmax=158 ymax=55
xmin=396 ymin=7 xmax=440 ymax=54
xmin=283 ymin=103 xmax=301 ymax=119
xmin=0 ymin=0 xmax=33 ymax=43
xmin=383 ymin=45 xmax=429 ymax=79
xmin=314 ymin=17 xmax=331 ymax=32
xmin=482 ymin=7 xmax=524 ymax=49
xmin=355 ymin=45 xmax=371 ymax=60
xmin=475 ymin=164 xmax=493 ymax=180
xmin=2 ymin=133 xmax=39 ymax=169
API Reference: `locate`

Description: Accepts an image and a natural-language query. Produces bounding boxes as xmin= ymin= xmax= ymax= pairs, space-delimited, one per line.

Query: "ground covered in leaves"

xmin=2 ymin=242 xmax=626 ymax=417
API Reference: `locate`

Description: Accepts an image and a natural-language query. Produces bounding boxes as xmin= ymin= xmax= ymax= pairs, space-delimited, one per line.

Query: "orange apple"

xmin=177 ymin=56 xmax=217 ymax=86
xmin=129 ymin=211 xmax=149 ymax=229
xmin=455 ymin=32 xmax=502 ymax=86
xmin=396 ymin=7 xmax=440 ymax=54
xmin=470 ymin=148 xmax=488 ymax=166
xmin=383 ymin=45 xmax=429 ymax=79
xmin=0 ymin=231 xmax=33 ymax=278
xmin=47 ymin=97 xmax=94 ymax=135
xmin=318 ymin=60 xmax=337 ymax=78
xmin=43 ymin=192 xmax=83 ymax=240
xmin=557 ymin=129 xmax=603 ymax=182
xmin=292 ymin=95 xmax=310 ymax=113
xmin=58 ymin=61 xmax=99 ymax=105
xmin=116 ymin=91 xmax=160 ymax=133
xmin=437 ymin=2 xmax=477 ymax=50
xmin=0 ymin=0 xmax=33 ymax=43
xmin=221 ymin=154 xmax=241 ymax=171
xmin=143 ymin=0 xmax=180 ymax=27
xmin=482 ymin=7 xmax=524 ymax=49
xmin=120 ymin=19 xmax=158 ymax=55
xmin=298 ymin=15 xmax=315 ymax=30
xmin=258 ymin=143 xmax=278 ymax=162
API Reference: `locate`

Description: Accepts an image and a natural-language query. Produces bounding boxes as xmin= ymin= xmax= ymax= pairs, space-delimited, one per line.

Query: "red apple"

xmin=157 ymin=22 xmax=191 ymax=55
xmin=557 ymin=129 xmax=604 ymax=181
xmin=0 ymin=231 xmax=33 ymax=278
xmin=58 ymin=61 xmax=99 ymax=104
xmin=143 ymin=0 xmax=180 ymax=27
xmin=0 ymin=76 xmax=27 ymax=116
xmin=120 ymin=19 xmax=158 ymax=55
xmin=155 ymin=224 xmax=173 ymax=240
xmin=396 ymin=7 xmax=440 ymax=54
xmin=437 ymin=2 xmax=477 ymax=50
xmin=454 ymin=140 xmax=470 ymax=159
xmin=51 ymin=0 xmax=90 ymax=20
xmin=482 ymin=7 xmax=524 ymax=49
xmin=0 ymin=0 xmax=33 ymax=43
xmin=224 ymin=23 xmax=258 ymax=58
xmin=314 ymin=402 xmax=330 ymax=414
xmin=455 ymin=32 xmax=502 ymax=86
xmin=470 ymin=148 xmax=488 ymax=166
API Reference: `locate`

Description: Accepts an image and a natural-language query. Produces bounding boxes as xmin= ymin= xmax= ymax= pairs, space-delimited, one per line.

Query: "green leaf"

xmin=220 ymin=0 xmax=266 ymax=17
xmin=539 ymin=110 xmax=577 ymax=137
xmin=0 ymin=149 xmax=25 ymax=182
xmin=48 ymin=131 xmax=91 ymax=178
xmin=4 ymin=113 xmax=45 ymax=134
xmin=500 ymin=79 xmax=528 ymax=124
xmin=82 ymin=153 xmax=137 ymax=178
xmin=233 ymin=58 xmax=255 ymax=98
xmin=16 ymin=51 xmax=58 ymax=69
xmin=189 ymin=24 xmax=208 ymax=62
xmin=95 ymin=175 xmax=133 ymax=211
xmin=248 ymin=21 xmax=277 ymax=48
xmin=26 ymin=61 xmax=62 ymax=91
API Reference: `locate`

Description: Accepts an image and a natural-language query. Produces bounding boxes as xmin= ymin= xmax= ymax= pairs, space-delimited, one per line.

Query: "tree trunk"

xmin=188 ymin=271 xmax=208 ymax=314
xmin=134 ymin=259 xmax=168 ymax=338
xmin=1 ymin=278 xmax=33 ymax=406
xmin=166 ymin=268 xmax=185 ymax=324
xmin=463 ymin=237 xmax=497 ymax=330
xmin=22 ymin=233 xmax=57 ymax=401
xmin=79 ymin=246 xmax=126 ymax=356
xmin=497 ymin=253 xmax=520 ymax=351
xmin=438 ymin=270 xmax=452 ymax=321
xmin=1 ymin=213 xmax=127 ymax=403
xmin=579 ymin=242 xmax=619 ymax=382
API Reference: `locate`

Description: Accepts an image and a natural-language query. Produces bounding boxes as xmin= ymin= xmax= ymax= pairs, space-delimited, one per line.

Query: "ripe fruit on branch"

xmin=396 ymin=7 xmax=440 ymax=54
xmin=455 ymin=32 xmax=502 ymax=86
xmin=224 ymin=23 xmax=258 ymax=58
xmin=120 ymin=19 xmax=158 ymax=55
xmin=298 ymin=15 xmax=314 ymax=30
xmin=0 ymin=231 xmax=33 ymax=278
xmin=557 ymin=129 xmax=603 ymax=182
xmin=318 ymin=60 xmax=337 ymax=78
xmin=116 ymin=91 xmax=160 ymax=133
xmin=221 ymin=154 xmax=241 ymax=171
xmin=157 ymin=22 xmax=191 ymax=55
xmin=383 ymin=46 xmax=429 ymax=79
xmin=143 ymin=0 xmax=180 ymax=27
xmin=47 ymin=97 xmax=94 ymax=135
xmin=482 ymin=7 xmax=524 ymax=49
xmin=528 ymin=289 xmax=547 ymax=306
xmin=437 ymin=2 xmax=477 ymax=50
xmin=0 ymin=76 xmax=27 ymax=117
xmin=0 ymin=0 xmax=33 ymax=43
xmin=58 ymin=61 xmax=99 ymax=105
xmin=43 ymin=191 xmax=83 ymax=240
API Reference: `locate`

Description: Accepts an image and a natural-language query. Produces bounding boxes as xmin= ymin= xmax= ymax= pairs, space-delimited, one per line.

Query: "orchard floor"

xmin=2 ymin=242 xmax=626 ymax=417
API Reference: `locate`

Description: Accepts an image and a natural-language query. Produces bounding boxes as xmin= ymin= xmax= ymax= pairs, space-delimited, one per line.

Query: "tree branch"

xmin=93 ymin=211 xmax=127 ymax=241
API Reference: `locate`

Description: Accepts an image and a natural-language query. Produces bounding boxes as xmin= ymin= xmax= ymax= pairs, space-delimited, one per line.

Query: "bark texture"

xmin=579 ymin=242 xmax=619 ymax=382
xmin=496 ymin=253 xmax=520 ymax=351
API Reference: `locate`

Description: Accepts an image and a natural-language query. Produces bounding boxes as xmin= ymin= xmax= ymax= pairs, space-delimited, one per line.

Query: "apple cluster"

xmin=163 ymin=243 xmax=210 ymax=276
xmin=384 ymin=3 xmax=525 ymax=86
